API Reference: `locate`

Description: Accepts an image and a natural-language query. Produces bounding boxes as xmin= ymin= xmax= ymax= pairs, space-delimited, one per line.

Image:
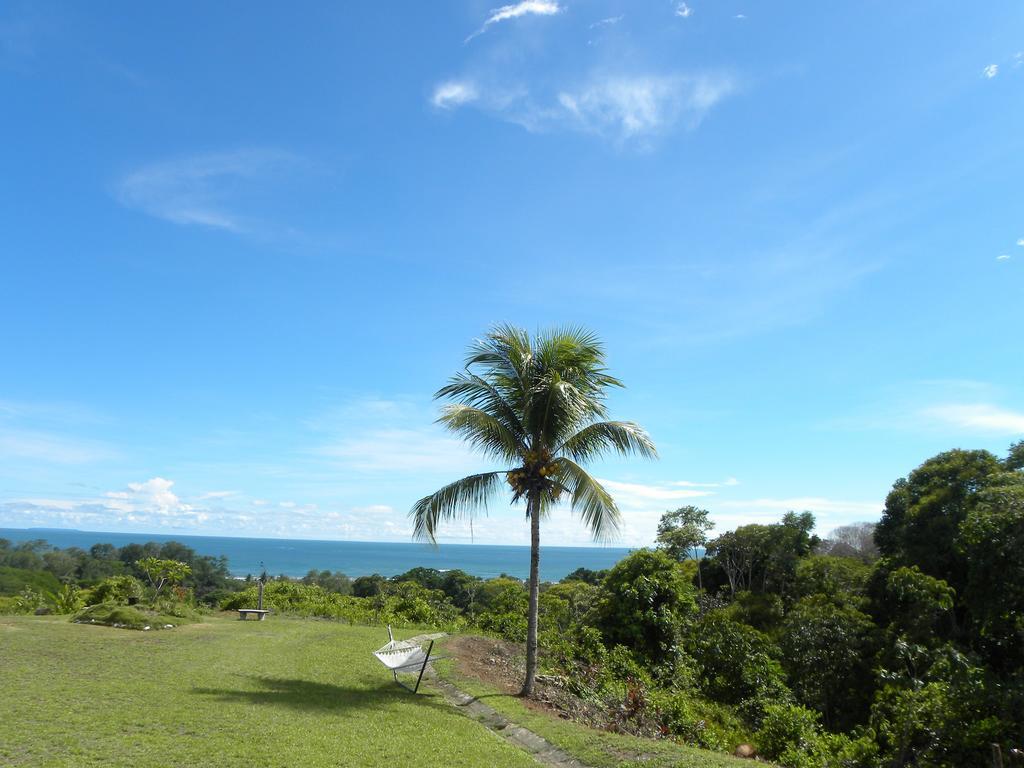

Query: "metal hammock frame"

xmin=373 ymin=625 xmax=444 ymax=694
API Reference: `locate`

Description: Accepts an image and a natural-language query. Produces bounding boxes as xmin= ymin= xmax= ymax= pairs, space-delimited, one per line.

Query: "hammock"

xmin=373 ymin=626 xmax=441 ymax=693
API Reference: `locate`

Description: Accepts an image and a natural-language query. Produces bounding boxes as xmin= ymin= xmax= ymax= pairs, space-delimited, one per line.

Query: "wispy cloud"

xmin=599 ymin=478 xmax=715 ymax=503
xmin=431 ymin=80 xmax=479 ymax=109
xmin=923 ymin=403 xmax=1024 ymax=435
xmin=466 ymin=1 xmax=562 ymax=43
xmin=557 ymin=74 xmax=733 ymax=140
xmin=434 ymin=72 xmax=735 ymax=144
xmin=115 ymin=148 xmax=305 ymax=234
xmin=997 ymin=254 xmax=1011 ymax=261
xmin=675 ymin=3 xmax=693 ymax=19
xmin=590 ymin=15 xmax=623 ymax=29
xmin=1017 ymin=238 xmax=1024 ymax=247
xmin=983 ymin=64 xmax=999 ymax=79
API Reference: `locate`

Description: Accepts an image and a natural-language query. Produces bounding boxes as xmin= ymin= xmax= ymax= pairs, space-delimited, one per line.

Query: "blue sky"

xmin=1 ymin=1 xmax=1022 ymax=546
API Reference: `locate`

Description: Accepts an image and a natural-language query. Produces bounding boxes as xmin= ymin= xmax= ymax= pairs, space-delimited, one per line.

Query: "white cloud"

xmin=923 ymin=403 xmax=1024 ymax=435
xmin=590 ymin=15 xmax=623 ymax=28
xmin=555 ymin=74 xmax=734 ymax=140
xmin=431 ymin=80 xmax=479 ymax=109
xmin=983 ymin=64 xmax=999 ymax=79
xmin=105 ymin=477 xmax=192 ymax=517
xmin=467 ymin=1 xmax=562 ymax=42
xmin=675 ymin=3 xmax=693 ymax=18
xmin=1016 ymin=238 xmax=1024 ymax=246
xmin=997 ymin=254 xmax=1011 ymax=261
xmin=599 ymin=478 xmax=715 ymax=503
xmin=115 ymin=148 xmax=304 ymax=233
xmin=734 ymin=14 xmax=747 ymax=20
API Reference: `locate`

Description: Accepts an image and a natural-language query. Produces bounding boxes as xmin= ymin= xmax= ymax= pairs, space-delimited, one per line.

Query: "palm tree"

xmin=410 ymin=325 xmax=657 ymax=696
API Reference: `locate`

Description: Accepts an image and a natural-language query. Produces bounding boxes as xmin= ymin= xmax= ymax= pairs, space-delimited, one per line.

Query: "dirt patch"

xmin=446 ymin=635 xmax=601 ymax=722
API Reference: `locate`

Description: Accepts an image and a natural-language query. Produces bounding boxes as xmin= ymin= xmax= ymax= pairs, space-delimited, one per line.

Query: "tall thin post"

xmin=257 ymin=579 xmax=264 ymax=611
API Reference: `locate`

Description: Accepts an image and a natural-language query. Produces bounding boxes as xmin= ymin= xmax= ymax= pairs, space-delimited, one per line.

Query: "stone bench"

xmin=237 ymin=609 xmax=269 ymax=621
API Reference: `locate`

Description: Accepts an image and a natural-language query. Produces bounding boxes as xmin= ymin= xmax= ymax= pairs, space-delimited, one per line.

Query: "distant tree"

xmin=656 ymin=506 xmax=713 ymax=589
xmin=819 ymin=522 xmax=879 ymax=561
xmin=135 ymin=557 xmax=191 ymax=598
xmin=794 ymin=555 xmax=872 ymax=606
xmin=301 ymin=569 xmax=353 ymax=595
xmin=706 ymin=511 xmax=818 ymax=598
xmin=409 ymin=326 xmax=656 ymax=696
xmin=351 ymin=573 xmax=387 ymax=598
xmin=1005 ymin=440 xmax=1024 ymax=472
xmin=560 ymin=566 xmax=608 ymax=585
xmin=392 ymin=567 xmax=445 ymax=591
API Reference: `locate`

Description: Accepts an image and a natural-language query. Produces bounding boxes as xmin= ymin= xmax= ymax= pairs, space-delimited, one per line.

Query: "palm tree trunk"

xmin=520 ymin=491 xmax=541 ymax=697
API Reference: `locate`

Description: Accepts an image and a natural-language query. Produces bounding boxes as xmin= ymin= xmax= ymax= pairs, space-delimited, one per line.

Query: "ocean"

xmin=0 ymin=527 xmax=634 ymax=581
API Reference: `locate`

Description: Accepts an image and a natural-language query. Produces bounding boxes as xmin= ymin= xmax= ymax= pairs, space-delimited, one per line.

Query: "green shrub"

xmin=71 ymin=602 xmax=194 ymax=630
xmin=90 ymin=575 xmax=144 ymax=605
xmin=756 ymin=702 xmax=820 ymax=760
xmin=47 ymin=584 xmax=84 ymax=614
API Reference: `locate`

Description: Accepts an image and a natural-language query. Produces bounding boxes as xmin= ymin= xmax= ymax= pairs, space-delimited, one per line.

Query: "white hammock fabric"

xmin=373 ymin=626 xmax=440 ymax=693
xmin=374 ymin=639 xmax=429 ymax=671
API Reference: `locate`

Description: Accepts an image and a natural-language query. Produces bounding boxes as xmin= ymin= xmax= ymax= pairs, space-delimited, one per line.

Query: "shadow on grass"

xmin=192 ymin=675 xmax=451 ymax=716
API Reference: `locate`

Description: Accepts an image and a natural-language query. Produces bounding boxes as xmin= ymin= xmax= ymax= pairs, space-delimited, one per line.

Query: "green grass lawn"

xmin=0 ymin=614 xmax=539 ymax=768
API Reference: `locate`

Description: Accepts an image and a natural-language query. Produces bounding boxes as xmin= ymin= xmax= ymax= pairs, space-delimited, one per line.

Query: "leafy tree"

xmin=474 ymin=577 xmax=529 ymax=640
xmin=1005 ymin=440 xmax=1024 ymax=471
xmin=410 ymin=325 xmax=656 ymax=695
xmin=881 ymin=566 xmax=956 ymax=645
xmin=596 ymin=549 xmax=697 ymax=668
xmin=706 ymin=512 xmax=818 ymax=598
xmin=351 ymin=573 xmax=387 ymax=597
xmin=391 ymin=566 xmax=445 ymax=591
xmin=135 ymin=557 xmax=191 ymax=598
xmin=794 ymin=555 xmax=872 ymax=606
xmin=560 ymin=566 xmax=607 ymax=585
xmin=301 ymin=569 xmax=353 ymax=595
xmin=875 ymin=449 xmax=1003 ymax=594
xmin=656 ymin=506 xmax=713 ymax=589
xmin=688 ymin=610 xmax=789 ymax=710
xmin=780 ymin=595 xmax=875 ymax=729
xmin=959 ymin=484 xmax=1024 ymax=669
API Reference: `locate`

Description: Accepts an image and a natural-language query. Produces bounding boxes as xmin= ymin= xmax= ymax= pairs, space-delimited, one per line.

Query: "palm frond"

xmin=437 ymin=404 xmax=525 ymax=462
xmin=435 ymin=372 xmax=527 ymax=444
xmin=558 ymin=421 xmax=658 ymax=463
xmin=551 ymin=458 xmax=621 ymax=542
xmin=410 ymin=472 xmax=505 ymax=544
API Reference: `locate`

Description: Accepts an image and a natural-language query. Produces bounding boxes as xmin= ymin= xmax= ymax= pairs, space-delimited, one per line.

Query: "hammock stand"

xmin=373 ymin=626 xmax=443 ymax=694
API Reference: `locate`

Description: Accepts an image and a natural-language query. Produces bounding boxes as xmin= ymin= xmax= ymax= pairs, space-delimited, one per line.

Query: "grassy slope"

xmin=435 ymin=643 xmax=757 ymax=768
xmin=0 ymin=615 xmax=537 ymax=768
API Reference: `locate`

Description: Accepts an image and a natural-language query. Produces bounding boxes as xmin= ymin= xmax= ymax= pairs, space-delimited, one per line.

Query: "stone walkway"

xmin=401 ymin=632 xmax=589 ymax=768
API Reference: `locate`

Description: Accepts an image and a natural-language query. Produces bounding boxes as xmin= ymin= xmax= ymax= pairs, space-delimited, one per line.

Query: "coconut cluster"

xmin=506 ymin=448 xmax=561 ymax=502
